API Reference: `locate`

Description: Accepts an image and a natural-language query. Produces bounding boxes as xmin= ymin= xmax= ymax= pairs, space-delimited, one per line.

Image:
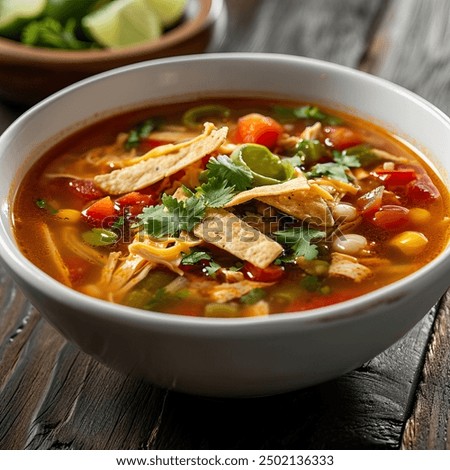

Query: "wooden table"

xmin=1 ymin=0 xmax=450 ymax=450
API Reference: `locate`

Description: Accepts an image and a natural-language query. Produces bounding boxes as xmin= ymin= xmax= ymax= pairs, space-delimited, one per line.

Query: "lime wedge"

xmin=44 ymin=0 xmax=102 ymax=22
xmin=0 ymin=0 xmax=46 ymax=37
xmin=82 ymin=0 xmax=163 ymax=47
xmin=144 ymin=0 xmax=186 ymax=27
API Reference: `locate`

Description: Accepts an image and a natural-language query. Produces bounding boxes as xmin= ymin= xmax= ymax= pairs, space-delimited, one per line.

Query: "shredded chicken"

xmin=300 ymin=122 xmax=322 ymax=140
xmin=40 ymin=224 xmax=72 ymax=286
xmin=328 ymin=252 xmax=372 ymax=282
xmin=128 ymin=235 xmax=202 ymax=276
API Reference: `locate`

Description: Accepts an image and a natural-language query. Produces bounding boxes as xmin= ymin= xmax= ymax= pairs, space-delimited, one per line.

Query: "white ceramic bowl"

xmin=1 ymin=54 xmax=450 ymax=397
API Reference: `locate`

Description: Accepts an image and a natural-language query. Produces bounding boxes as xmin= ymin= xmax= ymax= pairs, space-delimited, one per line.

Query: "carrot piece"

xmin=235 ymin=113 xmax=283 ymax=149
xmin=83 ymin=196 xmax=117 ymax=227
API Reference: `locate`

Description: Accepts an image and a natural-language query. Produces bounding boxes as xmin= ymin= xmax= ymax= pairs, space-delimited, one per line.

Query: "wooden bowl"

xmin=0 ymin=0 xmax=224 ymax=105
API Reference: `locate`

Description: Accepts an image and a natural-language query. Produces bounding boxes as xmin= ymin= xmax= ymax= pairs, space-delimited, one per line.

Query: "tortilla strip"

xmin=94 ymin=123 xmax=228 ymax=195
xmin=193 ymin=208 xmax=283 ymax=269
xmin=187 ymin=279 xmax=273 ymax=304
xmin=310 ymin=178 xmax=359 ymax=196
xmin=260 ymin=190 xmax=334 ymax=227
xmin=224 ymin=175 xmax=310 ymax=207
xmin=224 ymin=177 xmax=333 ymax=227
xmin=208 ymin=281 xmax=272 ymax=303
xmin=328 ymin=252 xmax=372 ymax=282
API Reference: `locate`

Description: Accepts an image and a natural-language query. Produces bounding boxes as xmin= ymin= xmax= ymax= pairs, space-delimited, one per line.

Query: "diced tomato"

xmin=357 ymin=186 xmax=384 ymax=217
xmin=139 ymin=139 xmax=169 ymax=153
xmin=407 ymin=178 xmax=440 ymax=204
xmin=115 ymin=191 xmax=156 ymax=216
xmin=388 ymin=164 xmax=440 ymax=204
xmin=169 ymin=170 xmax=185 ymax=183
xmin=324 ymin=126 xmax=362 ymax=150
xmin=374 ymin=169 xmax=417 ymax=189
xmin=202 ymin=154 xmax=213 ymax=167
xmin=243 ymin=262 xmax=285 ymax=282
xmin=82 ymin=196 xmax=117 ymax=227
xmin=68 ymin=179 xmax=104 ymax=201
xmin=234 ymin=113 xmax=283 ymax=149
xmin=371 ymin=205 xmax=410 ymax=231
xmin=65 ymin=257 xmax=90 ymax=284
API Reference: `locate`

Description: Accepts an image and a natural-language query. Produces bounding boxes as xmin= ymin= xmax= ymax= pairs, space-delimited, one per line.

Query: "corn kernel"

xmin=56 ymin=209 xmax=81 ymax=223
xmin=408 ymin=207 xmax=432 ymax=225
xmin=389 ymin=231 xmax=428 ymax=256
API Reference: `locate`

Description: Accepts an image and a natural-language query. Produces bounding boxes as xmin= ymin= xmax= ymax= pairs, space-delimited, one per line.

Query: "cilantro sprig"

xmin=125 ymin=117 xmax=162 ymax=150
xmin=275 ymin=227 xmax=326 ymax=261
xmin=307 ymin=162 xmax=351 ymax=182
xmin=196 ymin=177 xmax=236 ymax=208
xmin=307 ymin=147 xmax=361 ymax=182
xmin=205 ymin=155 xmax=253 ymax=191
xmin=181 ymin=251 xmax=212 ymax=265
xmin=136 ymin=153 xmax=255 ymax=238
xmin=273 ymin=105 xmax=343 ymax=125
xmin=22 ymin=18 xmax=93 ymax=50
xmin=240 ymin=288 xmax=266 ymax=305
xmin=136 ymin=194 xmax=206 ymax=238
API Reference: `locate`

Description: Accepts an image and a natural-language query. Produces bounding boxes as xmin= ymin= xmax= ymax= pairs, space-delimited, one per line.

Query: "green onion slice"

xmin=182 ymin=105 xmax=231 ymax=129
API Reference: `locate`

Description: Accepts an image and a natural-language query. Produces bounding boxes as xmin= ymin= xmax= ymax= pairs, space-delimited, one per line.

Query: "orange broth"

xmin=12 ymin=98 xmax=450 ymax=317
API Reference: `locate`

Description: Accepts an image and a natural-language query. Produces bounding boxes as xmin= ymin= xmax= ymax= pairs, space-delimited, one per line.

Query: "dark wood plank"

xmin=221 ymin=0 xmax=388 ymax=67
xmin=360 ymin=0 xmax=450 ymax=114
xmin=25 ymin=343 xmax=168 ymax=450
xmin=401 ymin=292 xmax=450 ymax=450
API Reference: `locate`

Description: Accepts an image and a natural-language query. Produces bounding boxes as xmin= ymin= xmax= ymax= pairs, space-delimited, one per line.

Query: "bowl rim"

xmin=1 ymin=52 xmax=450 ymax=332
xmin=0 ymin=0 xmax=222 ymax=64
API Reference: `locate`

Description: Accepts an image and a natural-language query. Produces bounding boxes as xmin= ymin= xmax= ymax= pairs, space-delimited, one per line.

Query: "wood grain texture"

xmin=1 ymin=0 xmax=450 ymax=451
xmin=401 ymin=293 xmax=450 ymax=450
xmin=221 ymin=0 xmax=388 ymax=67
xmin=360 ymin=0 xmax=450 ymax=113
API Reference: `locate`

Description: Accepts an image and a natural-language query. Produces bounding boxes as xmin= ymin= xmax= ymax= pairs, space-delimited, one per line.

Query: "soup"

xmin=12 ymin=98 xmax=450 ymax=317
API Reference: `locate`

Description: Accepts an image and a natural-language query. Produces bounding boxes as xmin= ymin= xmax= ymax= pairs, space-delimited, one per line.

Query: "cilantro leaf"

xmin=136 ymin=204 xmax=176 ymax=238
xmin=206 ymin=155 xmax=253 ymax=191
xmin=332 ymin=150 xmax=361 ymax=168
xmin=125 ymin=118 xmax=161 ymax=150
xmin=196 ymin=177 xmax=235 ymax=207
xmin=161 ymin=194 xmax=206 ymax=233
xmin=35 ymin=198 xmax=58 ymax=214
xmin=273 ymin=105 xmax=343 ymax=125
xmin=300 ymin=275 xmax=322 ymax=292
xmin=112 ymin=216 xmax=125 ymax=229
xmin=282 ymin=155 xmax=302 ymax=168
xmin=301 ymin=275 xmax=331 ymax=295
xmin=145 ymin=287 xmax=189 ymax=310
xmin=307 ymin=162 xmax=350 ymax=182
xmin=275 ymin=227 xmax=326 ymax=260
xmin=240 ymin=288 xmax=266 ymax=305
xmin=181 ymin=251 xmax=212 ymax=265
xmin=22 ymin=18 xmax=93 ymax=50
xmin=136 ymin=194 xmax=206 ymax=238
xmin=137 ymin=194 xmax=206 ymax=238
xmin=339 ymin=144 xmax=379 ymax=167
xmin=203 ymin=260 xmax=221 ymax=278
